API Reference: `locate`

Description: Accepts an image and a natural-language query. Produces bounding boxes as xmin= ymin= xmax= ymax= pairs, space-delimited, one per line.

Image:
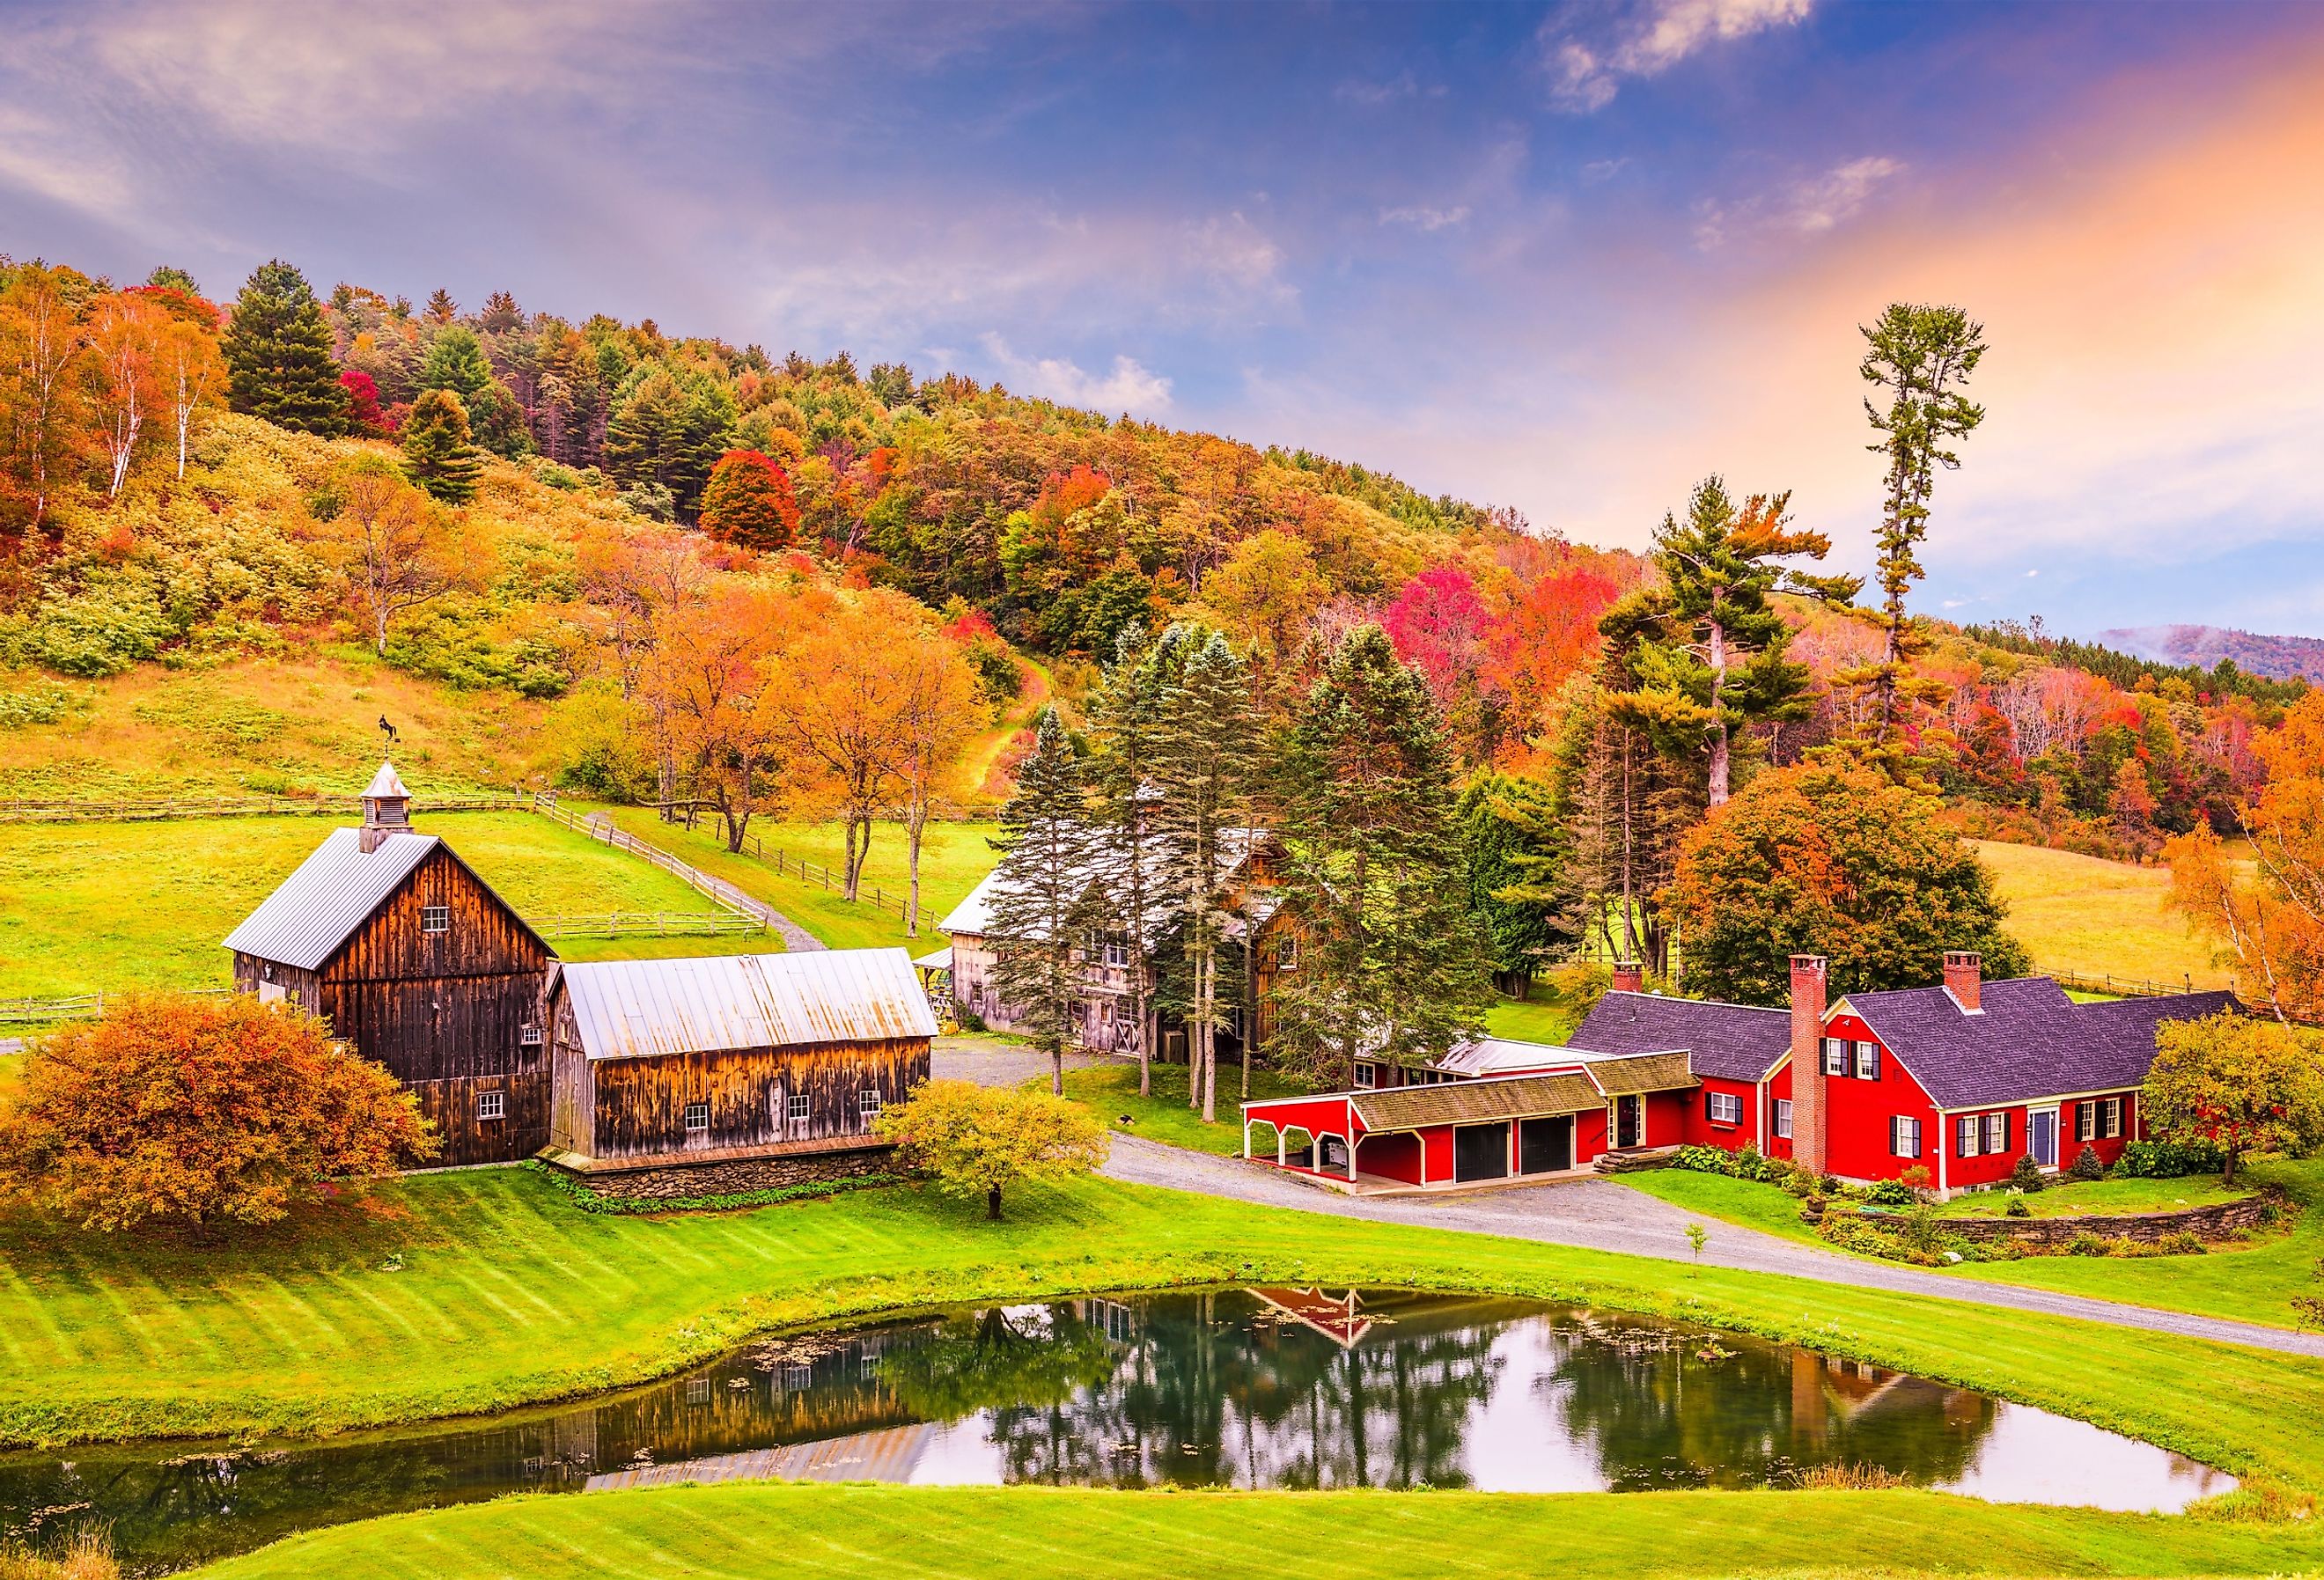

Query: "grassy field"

xmin=1483 ymin=992 xmax=1582 ymax=1044
xmin=0 ymin=810 xmax=729 ymax=999
xmin=188 ymin=1482 xmax=2324 ymax=1580
xmin=598 ymin=806 xmax=999 ymax=952
xmin=9 ymin=1170 xmax=2324 ymax=1496
xmin=1622 ymin=1157 xmax=2324 ymax=1328
xmin=1053 ymin=1058 xmax=1313 ymax=1155
xmin=1972 ymin=839 xmax=2232 ymax=990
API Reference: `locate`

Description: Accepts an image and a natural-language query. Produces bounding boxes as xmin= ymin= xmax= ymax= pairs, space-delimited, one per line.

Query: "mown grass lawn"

xmin=0 ymin=811 xmax=727 ymax=999
xmin=1622 ymin=1157 xmax=2324 ymax=1328
xmin=1053 ymin=1058 xmax=1313 ymax=1155
xmin=598 ymin=807 xmax=998 ymax=952
xmin=1971 ymin=839 xmax=2232 ymax=989
xmin=188 ymin=1482 xmax=2324 ymax=1580
xmin=1483 ymin=991 xmax=1581 ymax=1044
xmin=8 ymin=1169 xmax=2324 ymax=1499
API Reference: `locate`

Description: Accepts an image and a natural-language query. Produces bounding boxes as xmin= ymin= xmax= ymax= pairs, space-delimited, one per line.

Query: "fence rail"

xmin=636 ymin=805 xmax=927 ymax=928
xmin=530 ymin=795 xmax=771 ymax=932
xmin=0 ymin=986 xmax=234 ymax=1025
xmin=0 ymin=795 xmax=526 ymax=824
xmin=531 ymin=911 xmax=764 ymax=938
xmin=2051 ymin=970 xmax=2224 ymax=1000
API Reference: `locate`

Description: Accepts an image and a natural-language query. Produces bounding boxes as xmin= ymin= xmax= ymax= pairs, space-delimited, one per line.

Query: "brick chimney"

xmin=359 ymin=760 xmax=413 ymax=854
xmin=1790 ymin=954 xmax=1828 ymax=1175
xmin=1945 ymin=950 xmax=1982 ymax=1013
xmin=1611 ymin=960 xmax=1644 ymax=995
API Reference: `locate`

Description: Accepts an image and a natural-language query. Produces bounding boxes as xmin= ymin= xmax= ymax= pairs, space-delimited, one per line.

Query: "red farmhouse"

xmin=1239 ymin=952 xmax=2232 ymax=1196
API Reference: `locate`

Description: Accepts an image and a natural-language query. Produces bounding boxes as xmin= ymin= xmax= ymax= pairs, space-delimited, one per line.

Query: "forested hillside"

xmin=2096 ymin=624 xmax=2324 ymax=686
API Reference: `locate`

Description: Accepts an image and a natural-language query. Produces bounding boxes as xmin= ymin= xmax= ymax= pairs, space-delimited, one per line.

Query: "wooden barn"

xmin=223 ymin=762 xmax=556 ymax=1166
xmin=541 ymin=946 xmax=937 ymax=1200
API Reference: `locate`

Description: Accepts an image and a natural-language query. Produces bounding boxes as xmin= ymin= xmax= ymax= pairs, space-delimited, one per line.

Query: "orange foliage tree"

xmin=644 ymin=581 xmax=792 ymax=850
xmin=0 ymin=993 xmax=435 ymax=1232
xmin=698 ymin=447 xmax=801 ymax=551
xmin=2167 ymin=690 xmax=2324 ymax=1021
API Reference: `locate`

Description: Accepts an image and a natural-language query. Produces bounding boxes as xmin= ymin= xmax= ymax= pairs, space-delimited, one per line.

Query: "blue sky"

xmin=5 ymin=0 xmax=2320 ymax=638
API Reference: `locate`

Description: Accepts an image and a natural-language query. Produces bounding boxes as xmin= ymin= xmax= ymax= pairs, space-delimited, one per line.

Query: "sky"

xmin=4 ymin=0 xmax=2321 ymax=639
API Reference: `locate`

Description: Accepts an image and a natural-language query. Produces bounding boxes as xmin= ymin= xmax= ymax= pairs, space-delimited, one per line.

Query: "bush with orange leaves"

xmin=0 ymin=994 xmax=436 ymax=1233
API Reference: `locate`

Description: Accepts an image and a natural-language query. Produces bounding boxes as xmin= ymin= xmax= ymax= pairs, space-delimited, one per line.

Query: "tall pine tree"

xmin=987 ymin=710 xmax=1100 ymax=1094
xmin=1269 ymin=626 xmax=1489 ymax=1087
xmin=221 ymin=260 xmax=348 ymax=436
xmin=1085 ymin=623 xmax=1180 ymax=1097
xmin=401 ymin=389 xmax=483 ymax=504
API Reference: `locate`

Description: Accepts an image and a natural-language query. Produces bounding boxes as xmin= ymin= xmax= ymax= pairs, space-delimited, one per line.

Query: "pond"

xmin=0 ymin=1289 xmax=2232 ymax=1575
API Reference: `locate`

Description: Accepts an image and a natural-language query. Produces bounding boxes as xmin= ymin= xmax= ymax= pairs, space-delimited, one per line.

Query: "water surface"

xmin=0 ymin=1289 xmax=2231 ymax=1575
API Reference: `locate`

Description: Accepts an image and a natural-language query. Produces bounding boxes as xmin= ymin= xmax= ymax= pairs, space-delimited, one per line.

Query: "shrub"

xmin=1670 ymin=1144 xmax=1740 ymax=1177
xmin=2066 ymin=1143 xmax=2107 ymax=1182
xmin=872 ymin=1079 xmax=1107 ymax=1220
xmin=2009 ymin=1153 xmax=2046 ymax=1192
xmin=2004 ymin=1191 xmax=2031 ymax=1218
xmin=2114 ymin=1137 xmax=2227 ymax=1179
xmin=1864 ymin=1177 xmax=1918 ymax=1208
xmin=0 ymin=993 xmax=437 ymax=1231
xmin=2064 ymin=1231 xmax=2114 ymax=1257
xmin=0 ymin=1530 xmax=117 ymax=1580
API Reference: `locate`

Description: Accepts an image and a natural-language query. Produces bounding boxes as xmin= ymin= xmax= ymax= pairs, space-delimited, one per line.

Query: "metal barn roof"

xmin=557 ymin=947 xmax=938 ymax=1061
xmin=364 ymin=761 xmax=412 ymax=798
xmin=221 ymin=827 xmax=440 ymax=970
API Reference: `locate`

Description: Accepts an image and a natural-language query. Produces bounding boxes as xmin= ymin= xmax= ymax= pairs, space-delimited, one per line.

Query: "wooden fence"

xmin=2052 ymin=970 xmax=2225 ymax=1000
xmin=0 ymin=795 xmax=526 ymax=824
xmin=0 ymin=986 xmax=234 ymax=1025
xmin=529 ymin=795 xmax=771 ymax=931
xmin=637 ymin=804 xmax=928 ymax=928
xmin=531 ymin=911 xmax=764 ymax=938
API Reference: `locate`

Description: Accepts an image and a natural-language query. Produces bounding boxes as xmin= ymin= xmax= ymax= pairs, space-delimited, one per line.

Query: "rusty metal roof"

xmin=558 ymin=946 xmax=938 ymax=1061
xmin=363 ymin=760 xmax=411 ymax=798
xmin=1351 ymin=1072 xmax=1603 ymax=1131
xmin=1583 ymin=1049 xmax=1697 ymax=1097
xmin=221 ymin=827 xmax=438 ymax=970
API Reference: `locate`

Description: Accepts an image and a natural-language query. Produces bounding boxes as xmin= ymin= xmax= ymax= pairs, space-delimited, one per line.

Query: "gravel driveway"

xmin=1100 ymin=1134 xmax=2324 ymax=1358
xmin=932 ymin=1036 xmax=1099 ymax=1090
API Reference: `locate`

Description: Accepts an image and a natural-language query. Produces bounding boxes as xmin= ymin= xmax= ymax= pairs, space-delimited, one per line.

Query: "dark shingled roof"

xmin=1585 ymin=1050 xmax=1699 ymax=1097
xmin=1841 ymin=979 xmax=2239 ymax=1110
xmin=1571 ymin=991 xmax=1792 ymax=1083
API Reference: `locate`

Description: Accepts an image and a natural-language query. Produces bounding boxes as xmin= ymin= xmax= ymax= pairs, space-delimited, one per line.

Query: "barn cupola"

xmin=360 ymin=761 xmax=414 ymax=854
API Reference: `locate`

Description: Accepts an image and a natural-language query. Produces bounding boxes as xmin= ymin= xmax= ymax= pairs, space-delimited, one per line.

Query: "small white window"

xmin=1820 ymin=1037 xmax=1846 ymax=1076
xmin=476 ymin=1090 xmax=506 ymax=1121
xmin=1854 ymin=1040 xmax=1880 ymax=1081
xmin=1773 ymin=1099 xmax=1792 ymax=1139
xmin=2100 ymin=1096 xmax=2122 ymax=1139
xmin=683 ymin=1101 xmax=710 ymax=1132
xmin=520 ymin=1024 xmax=543 ymax=1047
xmin=686 ymin=1378 xmax=711 ymax=1405
xmin=2076 ymin=1100 xmax=2096 ymax=1142
xmin=1982 ymin=1111 xmax=2008 ymax=1154
xmin=421 ymin=904 xmax=451 ymax=934
xmin=1352 ymin=1062 xmax=1377 ymax=1090
xmin=788 ymin=1093 xmax=811 ymax=1128
xmin=1706 ymin=1091 xmax=1743 ymax=1126
xmin=1102 ymin=937 xmax=1129 ymax=969
xmin=859 ymin=1089 xmax=882 ymax=1120
xmin=1889 ymin=1116 xmax=1921 ymax=1157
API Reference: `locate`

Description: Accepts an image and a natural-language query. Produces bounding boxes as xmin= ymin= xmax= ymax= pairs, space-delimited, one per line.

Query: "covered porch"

xmin=1241 ymin=1073 xmax=1611 ymax=1196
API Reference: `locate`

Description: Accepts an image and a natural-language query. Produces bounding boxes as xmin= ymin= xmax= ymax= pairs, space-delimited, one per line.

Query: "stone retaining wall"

xmin=1843 ymin=1187 xmax=2282 ymax=1246
xmin=552 ymin=1145 xmax=894 ymax=1202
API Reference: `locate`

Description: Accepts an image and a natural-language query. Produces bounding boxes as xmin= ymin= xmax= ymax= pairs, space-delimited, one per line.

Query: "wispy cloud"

xmin=1379 ymin=204 xmax=1472 ymax=231
xmin=979 ymin=334 xmax=1173 ymax=415
xmin=1542 ymin=0 xmax=1813 ymax=113
xmin=1335 ymin=70 xmax=1438 ymax=106
xmin=1694 ymin=154 xmax=1903 ymax=247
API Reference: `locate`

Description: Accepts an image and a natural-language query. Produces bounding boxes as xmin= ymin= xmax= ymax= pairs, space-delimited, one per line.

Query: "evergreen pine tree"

xmin=1151 ymin=631 xmax=1261 ymax=1121
xmin=418 ymin=326 xmax=494 ymax=401
xmin=1600 ymin=478 xmax=1858 ymax=805
xmin=424 ymin=288 xmax=459 ymax=324
xmin=401 ymin=388 xmax=484 ymax=504
xmin=1269 ymin=626 xmax=1491 ymax=1088
xmin=220 ymin=260 xmax=349 ymax=436
xmin=1085 ymin=623 xmax=1180 ymax=1097
xmin=1456 ymin=771 xmax=1574 ymax=999
xmin=987 ymin=710 xmax=1101 ymax=1094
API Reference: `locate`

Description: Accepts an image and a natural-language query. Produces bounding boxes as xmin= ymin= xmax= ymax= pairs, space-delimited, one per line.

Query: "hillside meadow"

xmin=1968 ymin=838 xmax=2232 ymax=990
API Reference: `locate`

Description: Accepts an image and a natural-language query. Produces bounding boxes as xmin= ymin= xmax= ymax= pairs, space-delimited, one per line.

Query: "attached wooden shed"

xmin=541 ymin=946 xmax=937 ymax=1199
xmin=222 ymin=763 xmax=555 ymax=1165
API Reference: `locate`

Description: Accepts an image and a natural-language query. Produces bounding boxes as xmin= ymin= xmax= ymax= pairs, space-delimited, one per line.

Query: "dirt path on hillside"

xmin=1100 ymin=1135 xmax=2324 ymax=1357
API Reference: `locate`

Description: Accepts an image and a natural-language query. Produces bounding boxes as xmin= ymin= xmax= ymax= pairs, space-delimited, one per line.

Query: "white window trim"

xmin=2101 ymin=1096 xmax=2123 ymax=1140
xmin=859 ymin=1088 xmax=883 ymax=1118
xmin=1820 ymin=1038 xmax=1847 ymax=1077
xmin=420 ymin=904 xmax=451 ymax=935
xmin=520 ymin=1024 xmax=543 ymax=1047
xmin=1352 ymin=1062 xmax=1377 ymax=1090
xmin=1773 ymin=1098 xmax=1793 ymax=1140
xmin=476 ymin=1091 xmax=506 ymax=1121
xmin=682 ymin=1101 xmax=711 ymax=1133
xmin=1890 ymin=1115 xmax=1922 ymax=1158
xmin=1854 ymin=1040 xmax=1880 ymax=1081
xmin=1706 ymin=1091 xmax=1743 ymax=1126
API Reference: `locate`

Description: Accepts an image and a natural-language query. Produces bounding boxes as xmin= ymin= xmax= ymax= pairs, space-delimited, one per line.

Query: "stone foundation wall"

xmin=556 ymin=1145 xmax=894 ymax=1202
xmin=1849 ymin=1187 xmax=2281 ymax=1246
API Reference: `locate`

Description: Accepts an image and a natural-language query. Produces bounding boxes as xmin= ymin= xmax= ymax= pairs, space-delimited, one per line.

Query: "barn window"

xmin=1705 ymin=1091 xmax=1743 ymax=1126
xmin=421 ymin=904 xmax=451 ymax=934
xmin=477 ymin=1091 xmax=506 ymax=1121
xmin=1774 ymin=1099 xmax=1792 ymax=1139
xmin=520 ymin=1024 xmax=543 ymax=1047
xmin=788 ymin=1093 xmax=811 ymax=1128
xmin=859 ymin=1089 xmax=882 ymax=1121
xmin=683 ymin=1101 xmax=710 ymax=1133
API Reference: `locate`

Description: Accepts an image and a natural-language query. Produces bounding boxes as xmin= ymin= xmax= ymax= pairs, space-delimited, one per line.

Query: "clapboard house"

xmin=223 ymin=763 xmax=555 ymax=1165
xmin=541 ymin=948 xmax=937 ymax=1200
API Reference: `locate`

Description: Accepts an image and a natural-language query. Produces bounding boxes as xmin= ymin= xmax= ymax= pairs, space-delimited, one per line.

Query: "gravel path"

xmin=1101 ymin=1135 xmax=2324 ymax=1357
xmin=933 ymin=1037 xmax=1099 ymax=1090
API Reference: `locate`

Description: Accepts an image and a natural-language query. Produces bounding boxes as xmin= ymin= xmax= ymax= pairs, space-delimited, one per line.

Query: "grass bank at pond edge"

xmin=186 ymin=1483 xmax=2324 ymax=1580
xmin=1622 ymin=1156 xmax=2324 ymax=1330
xmin=6 ymin=1170 xmax=2324 ymax=1495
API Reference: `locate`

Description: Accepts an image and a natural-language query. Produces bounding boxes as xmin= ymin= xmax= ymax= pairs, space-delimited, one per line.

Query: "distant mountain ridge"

xmin=2097 ymin=624 xmax=2324 ymax=683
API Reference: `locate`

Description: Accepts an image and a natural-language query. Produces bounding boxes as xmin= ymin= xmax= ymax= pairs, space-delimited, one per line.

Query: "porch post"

xmin=1417 ymin=1130 xmax=1427 ymax=1187
xmin=1243 ymin=1119 xmax=1252 ymax=1160
xmin=1346 ymin=1135 xmax=1358 ymax=1183
xmin=1278 ymin=1128 xmax=1287 ymax=1168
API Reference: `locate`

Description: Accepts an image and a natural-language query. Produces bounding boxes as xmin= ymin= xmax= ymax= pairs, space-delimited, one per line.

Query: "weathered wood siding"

xmin=548 ymin=996 xmax=594 ymax=1155
xmin=585 ymin=1038 xmax=930 ymax=1162
xmin=231 ymin=954 xmax=323 ymax=1016
xmin=316 ymin=844 xmax=554 ymax=1165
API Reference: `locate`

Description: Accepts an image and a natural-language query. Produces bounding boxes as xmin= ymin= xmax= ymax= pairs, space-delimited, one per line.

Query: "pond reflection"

xmin=0 ymin=1289 xmax=2232 ymax=1576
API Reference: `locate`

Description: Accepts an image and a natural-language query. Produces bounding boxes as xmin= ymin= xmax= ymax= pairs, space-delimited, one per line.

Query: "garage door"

xmin=1453 ymin=1121 xmax=1511 ymax=1183
xmin=1518 ymin=1114 xmax=1573 ymax=1175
